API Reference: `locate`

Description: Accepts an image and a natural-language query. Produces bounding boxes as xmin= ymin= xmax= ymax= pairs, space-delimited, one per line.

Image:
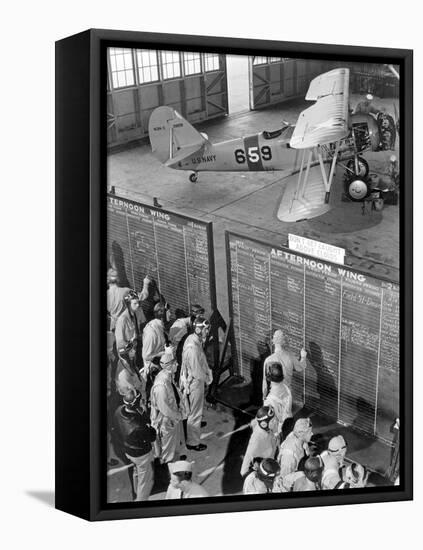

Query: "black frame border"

xmin=55 ymin=28 xmax=413 ymax=521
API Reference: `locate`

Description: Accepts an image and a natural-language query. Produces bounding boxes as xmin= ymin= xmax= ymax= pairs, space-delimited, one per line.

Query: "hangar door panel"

xmin=249 ymin=58 xmax=327 ymax=110
xmin=205 ymin=59 xmax=228 ymax=118
xmin=107 ymin=192 xmax=217 ymax=326
xmin=226 ymin=232 xmax=400 ymax=446
xmin=107 ymin=50 xmax=228 ymax=149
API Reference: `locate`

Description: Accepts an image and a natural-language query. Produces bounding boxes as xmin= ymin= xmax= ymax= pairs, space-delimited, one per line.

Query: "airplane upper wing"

xmin=290 ymin=68 xmax=350 ymax=149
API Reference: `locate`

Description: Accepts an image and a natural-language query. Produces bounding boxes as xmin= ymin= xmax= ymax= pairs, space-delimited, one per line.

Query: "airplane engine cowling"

xmin=351 ymin=113 xmax=380 ymax=152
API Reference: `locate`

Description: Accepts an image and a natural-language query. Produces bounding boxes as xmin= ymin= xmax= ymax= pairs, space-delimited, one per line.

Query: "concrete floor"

xmin=108 ymin=94 xmax=400 ymax=321
xmin=107 ymin=398 xmax=392 ymax=503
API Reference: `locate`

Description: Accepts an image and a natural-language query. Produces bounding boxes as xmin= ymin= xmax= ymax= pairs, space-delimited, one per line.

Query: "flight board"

xmin=226 ymin=232 xmax=399 ymax=443
xmin=107 ymin=193 xmax=217 ymax=324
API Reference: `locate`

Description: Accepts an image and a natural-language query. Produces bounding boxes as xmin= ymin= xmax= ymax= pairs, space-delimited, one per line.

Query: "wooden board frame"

xmin=56 ymin=28 xmax=413 ymax=521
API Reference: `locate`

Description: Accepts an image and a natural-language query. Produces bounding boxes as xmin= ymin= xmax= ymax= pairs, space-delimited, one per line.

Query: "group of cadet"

xmin=239 ymin=329 xmax=369 ymax=494
xmin=107 ymin=269 xmax=369 ymax=502
xmin=107 ymin=268 xmax=213 ymax=501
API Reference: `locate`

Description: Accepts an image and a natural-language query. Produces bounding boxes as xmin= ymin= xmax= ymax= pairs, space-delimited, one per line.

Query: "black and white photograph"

xmin=105 ymin=47 xmax=402 ymax=504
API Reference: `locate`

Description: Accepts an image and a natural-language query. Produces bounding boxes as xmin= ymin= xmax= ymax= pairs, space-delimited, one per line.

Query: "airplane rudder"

xmin=148 ymin=106 xmax=176 ymax=162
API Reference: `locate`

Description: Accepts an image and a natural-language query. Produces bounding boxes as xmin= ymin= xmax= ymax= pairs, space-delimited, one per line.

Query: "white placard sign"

xmin=288 ymin=234 xmax=345 ymax=265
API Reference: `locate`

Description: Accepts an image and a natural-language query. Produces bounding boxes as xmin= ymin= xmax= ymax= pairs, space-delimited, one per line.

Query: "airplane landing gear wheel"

xmin=189 ymin=172 xmax=198 ymax=183
xmin=347 ymin=178 xmax=369 ymax=201
xmin=346 ymin=156 xmax=369 ymax=179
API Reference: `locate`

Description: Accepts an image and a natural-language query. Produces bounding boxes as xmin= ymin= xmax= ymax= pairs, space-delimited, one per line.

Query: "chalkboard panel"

xmin=226 ymin=232 xmax=400 ymax=443
xmin=107 ymin=193 xmax=217 ymax=326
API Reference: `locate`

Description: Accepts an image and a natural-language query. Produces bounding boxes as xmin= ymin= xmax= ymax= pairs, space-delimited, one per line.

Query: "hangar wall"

xmin=107 ymin=50 xmax=400 ymax=149
xmin=250 ymin=57 xmax=400 ymax=109
xmin=107 ymin=48 xmax=228 ymax=149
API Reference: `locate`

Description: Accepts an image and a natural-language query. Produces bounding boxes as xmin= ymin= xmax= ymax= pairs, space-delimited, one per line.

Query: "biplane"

xmin=148 ymin=68 xmax=397 ymax=222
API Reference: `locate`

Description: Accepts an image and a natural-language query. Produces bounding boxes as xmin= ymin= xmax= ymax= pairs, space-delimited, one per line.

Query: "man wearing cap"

xmin=277 ymin=417 xmax=313 ymax=480
xmin=320 ymin=435 xmax=348 ymax=490
xmin=243 ymin=458 xmax=282 ymax=494
xmin=150 ymin=346 xmax=186 ymax=463
xmin=180 ymin=316 xmax=213 ymax=451
xmin=262 ymin=330 xmax=307 ymax=400
xmin=165 ymin=460 xmax=209 ymax=499
xmin=113 ymin=389 xmax=156 ymax=501
xmin=240 ymin=406 xmax=278 ymax=477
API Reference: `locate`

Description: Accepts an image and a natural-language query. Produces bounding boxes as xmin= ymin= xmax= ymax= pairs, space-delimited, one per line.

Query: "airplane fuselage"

xmin=171 ymin=131 xmax=299 ymax=173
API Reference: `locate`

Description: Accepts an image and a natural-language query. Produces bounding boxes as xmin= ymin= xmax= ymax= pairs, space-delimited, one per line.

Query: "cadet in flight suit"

xmin=262 ymin=329 xmax=307 ymax=399
xmin=180 ymin=316 xmax=213 ymax=451
xmin=150 ymin=346 xmax=186 ymax=464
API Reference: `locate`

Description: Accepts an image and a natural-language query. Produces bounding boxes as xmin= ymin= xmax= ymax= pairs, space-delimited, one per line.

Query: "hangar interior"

xmin=106 ymin=48 xmax=400 ymax=501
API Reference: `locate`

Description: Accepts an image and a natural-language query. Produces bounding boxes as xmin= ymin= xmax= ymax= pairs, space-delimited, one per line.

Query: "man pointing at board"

xmin=262 ymin=329 xmax=307 ymax=400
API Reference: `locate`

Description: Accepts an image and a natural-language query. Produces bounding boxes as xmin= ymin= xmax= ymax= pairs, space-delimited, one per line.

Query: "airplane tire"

xmin=347 ymin=178 xmax=369 ymax=201
xmin=346 ymin=157 xmax=369 ymax=179
xmin=189 ymin=173 xmax=198 ymax=183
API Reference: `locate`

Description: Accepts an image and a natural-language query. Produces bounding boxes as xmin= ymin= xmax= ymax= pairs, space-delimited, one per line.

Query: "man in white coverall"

xmin=142 ymin=303 xmax=167 ymax=366
xmin=180 ymin=316 xmax=213 ymax=451
xmin=277 ymin=417 xmax=313 ymax=480
xmin=150 ymin=346 xmax=185 ymax=463
xmin=240 ymin=406 xmax=278 ymax=477
xmin=320 ymin=435 xmax=348 ymax=489
xmin=115 ymin=290 xmax=141 ymax=354
xmin=106 ymin=268 xmax=131 ymax=331
xmin=262 ymin=329 xmax=307 ymax=399
xmin=263 ymin=362 xmax=292 ymax=433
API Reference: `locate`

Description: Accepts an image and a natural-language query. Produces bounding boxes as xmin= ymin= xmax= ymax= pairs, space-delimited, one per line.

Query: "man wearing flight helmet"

xmin=107 ymin=268 xmax=131 ymax=332
xmin=282 ymin=456 xmax=324 ymax=492
xmin=320 ymin=434 xmax=349 ymax=490
xmin=113 ymin=389 xmax=156 ymax=501
xmin=263 ymin=362 xmax=292 ymax=434
xmin=240 ymin=405 xmax=278 ymax=477
xmin=115 ymin=340 xmax=144 ymax=398
xmin=169 ymin=304 xmax=205 ymax=384
xmin=180 ymin=316 xmax=213 ymax=451
xmin=169 ymin=304 xmax=205 ymax=348
xmin=115 ymin=290 xmax=142 ymax=363
xmin=243 ymin=458 xmax=282 ymax=495
xmin=142 ymin=302 xmax=168 ymax=400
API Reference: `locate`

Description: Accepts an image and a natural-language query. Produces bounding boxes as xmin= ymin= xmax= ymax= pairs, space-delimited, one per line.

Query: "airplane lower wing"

xmin=277 ymin=161 xmax=332 ymax=222
xmin=276 ymin=68 xmax=350 ymax=220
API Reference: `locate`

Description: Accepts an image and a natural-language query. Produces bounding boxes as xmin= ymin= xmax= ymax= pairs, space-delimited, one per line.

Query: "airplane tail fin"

xmin=148 ymin=106 xmax=208 ymax=164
